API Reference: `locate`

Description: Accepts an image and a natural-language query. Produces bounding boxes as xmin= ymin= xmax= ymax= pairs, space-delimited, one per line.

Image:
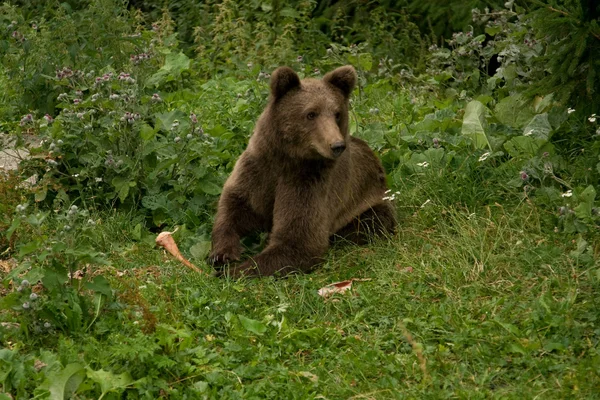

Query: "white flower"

xmin=478 ymin=152 xmax=490 ymax=162
xmin=589 ymin=114 xmax=597 ymax=123
xmin=416 ymin=161 xmax=429 ymax=168
xmin=567 ymin=108 xmax=575 ymax=114
xmin=561 ymin=190 xmax=573 ymax=198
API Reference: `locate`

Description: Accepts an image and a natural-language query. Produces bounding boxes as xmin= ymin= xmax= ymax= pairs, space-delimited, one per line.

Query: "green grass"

xmin=2 ymin=199 xmax=598 ymax=399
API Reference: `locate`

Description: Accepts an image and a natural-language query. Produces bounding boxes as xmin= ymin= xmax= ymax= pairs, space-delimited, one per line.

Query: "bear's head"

xmin=265 ymin=65 xmax=357 ymax=160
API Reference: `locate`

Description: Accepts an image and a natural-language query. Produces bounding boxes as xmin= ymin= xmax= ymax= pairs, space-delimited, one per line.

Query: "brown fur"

xmin=209 ymin=65 xmax=397 ymax=278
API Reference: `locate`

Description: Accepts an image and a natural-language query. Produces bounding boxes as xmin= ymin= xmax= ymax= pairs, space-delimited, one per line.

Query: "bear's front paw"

xmin=207 ymin=250 xmax=240 ymax=268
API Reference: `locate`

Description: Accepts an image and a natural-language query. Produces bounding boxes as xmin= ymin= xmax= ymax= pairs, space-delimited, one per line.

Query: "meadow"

xmin=1 ymin=1 xmax=599 ymax=398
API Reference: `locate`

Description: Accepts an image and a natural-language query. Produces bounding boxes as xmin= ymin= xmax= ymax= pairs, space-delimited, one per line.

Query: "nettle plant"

xmin=2 ymin=203 xmax=112 ymax=337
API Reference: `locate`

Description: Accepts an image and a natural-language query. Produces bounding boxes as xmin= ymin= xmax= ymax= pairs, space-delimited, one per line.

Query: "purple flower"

xmin=73 ymin=98 xmax=81 ymax=105
xmin=190 ymin=113 xmax=198 ymax=124
xmin=520 ymin=171 xmax=529 ymax=181
xmin=44 ymin=114 xmax=54 ymax=123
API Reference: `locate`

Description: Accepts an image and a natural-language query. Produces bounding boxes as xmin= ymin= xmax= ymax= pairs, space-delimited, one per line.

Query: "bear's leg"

xmin=333 ymin=202 xmax=397 ymax=245
xmin=209 ymin=191 xmax=263 ymax=268
xmin=222 ymin=184 xmax=330 ymax=278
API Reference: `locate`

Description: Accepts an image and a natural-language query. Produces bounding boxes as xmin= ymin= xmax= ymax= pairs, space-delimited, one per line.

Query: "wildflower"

xmin=190 ymin=113 xmax=198 ymax=124
xmin=22 ymin=302 xmax=30 ymax=309
xmin=520 ymin=170 xmax=528 ymax=180
xmin=151 ymin=93 xmax=162 ymax=102
xmin=44 ymin=114 xmax=53 ymax=123
xmin=543 ymin=151 xmax=549 ymax=157
xmin=44 ymin=322 xmax=51 ymax=329
xmin=187 ymin=134 xmax=193 ymax=140
xmin=416 ymin=161 xmax=429 ymax=168
xmin=19 ymin=114 xmax=33 ymax=126
xmin=88 ymin=219 xmax=96 ymax=225
xmin=31 ymin=23 xmax=38 ymax=30
xmin=561 ymin=190 xmax=573 ymax=198
xmin=47 ymin=159 xmax=58 ymax=166
xmin=171 ymin=120 xmax=180 ymax=128
xmin=478 ymin=152 xmax=490 ymax=162
xmin=57 ymin=139 xmax=63 ymax=145
xmin=433 ymin=138 xmax=440 ymax=148
xmin=29 ymin=293 xmax=38 ymax=300
xmin=369 ymin=108 xmax=380 ymax=114
xmin=57 ymin=93 xmax=69 ymax=102
xmin=589 ymin=114 xmax=597 ymax=123
xmin=73 ymin=98 xmax=81 ymax=105
xmin=109 ymin=94 xmax=120 ymax=100
xmin=247 ymin=62 xmax=253 ymax=69
xmin=91 ymin=93 xmax=100 ymax=102
xmin=174 ymin=136 xmax=181 ymax=143
xmin=297 ymin=55 xmax=303 ymax=62
xmin=95 ymin=177 xmax=103 ymax=182
xmin=76 ymin=112 xmax=84 ymax=119
xmin=21 ymin=280 xmax=30 ymax=287
xmin=567 ymin=108 xmax=575 ymax=114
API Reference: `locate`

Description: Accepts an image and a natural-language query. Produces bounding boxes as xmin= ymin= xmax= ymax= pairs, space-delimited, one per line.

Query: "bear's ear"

xmin=270 ymin=66 xmax=301 ymax=99
xmin=323 ymin=65 xmax=357 ymax=98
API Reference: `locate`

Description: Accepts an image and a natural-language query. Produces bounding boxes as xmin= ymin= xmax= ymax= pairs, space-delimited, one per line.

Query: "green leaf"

xmin=140 ymin=123 xmax=155 ymax=141
xmin=111 ymin=177 xmax=135 ymax=203
xmin=522 ymin=113 xmax=552 ymax=140
xmin=503 ymin=136 xmax=543 ymax=158
xmin=495 ymin=95 xmax=535 ymax=128
xmin=574 ymin=185 xmax=596 ymax=221
xmin=35 ymin=185 xmax=48 ymax=202
xmin=156 ymin=110 xmax=189 ymax=132
xmin=146 ymin=52 xmax=191 ymax=87
xmin=84 ymin=275 xmax=112 ymax=298
xmin=37 ymin=363 xmax=85 ymax=400
xmin=86 ymin=368 xmax=133 ymax=397
xmin=190 ymin=240 xmax=211 ymax=259
xmin=485 ymin=25 xmax=502 ymax=36
xmin=461 ymin=100 xmax=491 ymax=150
xmin=199 ymin=180 xmax=222 ymax=196
xmin=238 ymin=315 xmax=267 ymax=335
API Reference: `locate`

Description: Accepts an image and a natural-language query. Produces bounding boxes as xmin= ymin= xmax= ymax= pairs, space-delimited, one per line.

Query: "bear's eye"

xmin=335 ymin=112 xmax=342 ymax=122
xmin=307 ymin=112 xmax=317 ymax=120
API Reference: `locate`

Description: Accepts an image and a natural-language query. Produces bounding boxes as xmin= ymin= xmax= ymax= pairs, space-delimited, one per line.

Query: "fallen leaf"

xmin=317 ymin=278 xmax=371 ymax=298
xmin=155 ymin=231 xmax=205 ymax=274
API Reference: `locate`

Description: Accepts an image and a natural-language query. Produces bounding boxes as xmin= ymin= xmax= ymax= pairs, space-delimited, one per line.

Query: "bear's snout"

xmin=330 ymin=141 xmax=346 ymax=158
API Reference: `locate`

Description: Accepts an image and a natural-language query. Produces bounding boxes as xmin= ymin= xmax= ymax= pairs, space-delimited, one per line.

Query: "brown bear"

xmin=209 ymin=65 xmax=396 ymax=278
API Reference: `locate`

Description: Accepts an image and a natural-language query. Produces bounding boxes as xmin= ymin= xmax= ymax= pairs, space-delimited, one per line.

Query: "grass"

xmin=2 ymin=192 xmax=598 ymax=398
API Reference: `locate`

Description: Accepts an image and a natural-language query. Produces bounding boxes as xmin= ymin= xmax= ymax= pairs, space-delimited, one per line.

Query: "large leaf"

xmin=37 ymin=363 xmax=85 ymax=400
xmin=574 ymin=185 xmax=596 ymax=222
xmin=522 ymin=113 xmax=552 ymax=140
xmin=495 ymin=94 xmax=535 ymax=128
xmin=146 ymin=52 xmax=190 ymax=87
xmin=86 ymin=368 xmax=134 ymax=398
xmin=461 ymin=100 xmax=491 ymax=150
xmin=238 ymin=315 xmax=267 ymax=335
xmin=503 ymin=136 xmax=544 ymax=158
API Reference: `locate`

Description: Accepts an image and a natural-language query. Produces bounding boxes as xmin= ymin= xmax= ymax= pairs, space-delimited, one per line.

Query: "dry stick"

xmin=155 ymin=231 xmax=206 ymax=275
